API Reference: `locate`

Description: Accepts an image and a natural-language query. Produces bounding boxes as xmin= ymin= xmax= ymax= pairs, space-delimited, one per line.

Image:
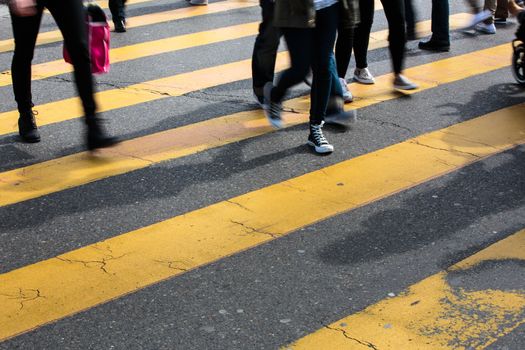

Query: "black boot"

xmin=114 ymin=19 xmax=126 ymax=33
xmin=18 ymin=110 xmax=41 ymax=143
xmin=418 ymin=38 xmax=450 ymax=52
xmin=86 ymin=118 xmax=120 ymax=151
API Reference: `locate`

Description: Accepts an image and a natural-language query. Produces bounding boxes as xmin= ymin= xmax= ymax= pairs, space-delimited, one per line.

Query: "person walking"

xmin=263 ymin=0 xmax=359 ymax=154
xmin=335 ymin=0 xmax=418 ymax=93
xmin=109 ymin=0 xmax=127 ymax=32
xmin=7 ymin=0 xmax=119 ymax=150
xmin=419 ymin=0 xmax=450 ymax=51
xmin=251 ymin=0 xmax=354 ymax=119
xmin=252 ymin=0 xmax=281 ymax=107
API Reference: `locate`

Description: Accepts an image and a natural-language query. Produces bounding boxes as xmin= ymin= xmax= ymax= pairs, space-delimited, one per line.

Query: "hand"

xmin=9 ymin=0 xmax=38 ymax=17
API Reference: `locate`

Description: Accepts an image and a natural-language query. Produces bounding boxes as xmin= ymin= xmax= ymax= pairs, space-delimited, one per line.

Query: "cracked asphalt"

xmin=1 ymin=0 xmax=525 ymax=349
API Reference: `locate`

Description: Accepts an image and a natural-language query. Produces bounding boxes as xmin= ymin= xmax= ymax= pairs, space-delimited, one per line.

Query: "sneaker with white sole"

xmin=463 ymin=9 xmax=492 ymax=29
xmin=307 ymin=122 xmax=334 ymax=154
xmin=353 ymin=67 xmax=375 ymax=84
xmin=393 ymin=74 xmax=418 ymax=90
xmin=338 ymin=77 xmax=353 ymax=103
xmin=475 ymin=22 xmax=496 ymax=34
xmin=263 ymin=82 xmax=283 ymax=128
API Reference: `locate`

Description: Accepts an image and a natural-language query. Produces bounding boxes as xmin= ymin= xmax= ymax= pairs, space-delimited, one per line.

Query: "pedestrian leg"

xmin=46 ymin=0 xmax=119 ymax=150
xmin=9 ymin=4 xmax=44 ymax=142
xmin=252 ymin=0 xmax=281 ymax=106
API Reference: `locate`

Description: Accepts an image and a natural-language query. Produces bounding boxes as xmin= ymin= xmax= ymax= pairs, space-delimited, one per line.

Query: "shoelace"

xmin=311 ymin=123 xmax=328 ymax=145
xmin=268 ymin=101 xmax=281 ymax=119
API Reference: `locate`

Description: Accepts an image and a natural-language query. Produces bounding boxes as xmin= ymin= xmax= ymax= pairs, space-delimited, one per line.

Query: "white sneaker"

xmin=353 ymin=67 xmax=375 ymax=84
xmin=465 ymin=9 xmax=492 ymax=29
xmin=338 ymin=77 xmax=353 ymax=103
xmin=475 ymin=22 xmax=496 ymax=34
xmin=393 ymin=74 xmax=418 ymax=90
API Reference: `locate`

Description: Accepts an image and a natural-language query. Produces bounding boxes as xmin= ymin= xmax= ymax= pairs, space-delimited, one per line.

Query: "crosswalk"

xmin=0 ymin=0 xmax=524 ymax=348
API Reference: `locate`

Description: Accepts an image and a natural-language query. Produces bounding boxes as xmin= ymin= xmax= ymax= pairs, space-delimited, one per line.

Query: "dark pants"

xmin=335 ymin=0 xmax=406 ymax=77
xmin=335 ymin=0 xmax=374 ymax=76
xmin=251 ymin=0 xmax=281 ymax=97
xmin=10 ymin=0 xmax=96 ymax=117
xmin=273 ymin=3 xmax=339 ymax=124
xmin=430 ymin=0 xmax=450 ymax=44
xmin=404 ymin=0 xmax=416 ymax=35
xmin=109 ymin=0 xmax=127 ymax=23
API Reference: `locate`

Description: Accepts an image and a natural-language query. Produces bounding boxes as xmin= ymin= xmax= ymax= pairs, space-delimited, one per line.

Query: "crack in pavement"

xmin=230 ymin=220 xmax=277 ymax=238
xmin=365 ymin=117 xmax=413 ymax=133
xmin=153 ymin=260 xmax=189 ymax=272
xmin=439 ymin=130 xmax=503 ymax=150
xmin=280 ymin=182 xmax=307 ymax=193
xmin=0 ymin=288 xmax=45 ymax=310
xmin=56 ymin=253 xmax=128 ymax=275
xmin=409 ymin=139 xmax=482 ymax=159
xmin=325 ymin=325 xmax=380 ymax=350
xmin=226 ymin=199 xmax=254 ymax=213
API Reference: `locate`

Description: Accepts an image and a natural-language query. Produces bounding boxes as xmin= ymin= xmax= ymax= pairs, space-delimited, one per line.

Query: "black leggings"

xmin=10 ymin=0 xmax=96 ymax=117
xmin=335 ymin=0 xmax=406 ymax=77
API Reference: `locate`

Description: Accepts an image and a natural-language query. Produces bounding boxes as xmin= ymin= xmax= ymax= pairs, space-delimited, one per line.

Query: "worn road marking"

xmin=0 ymin=103 xmax=524 ymax=341
xmin=285 ymin=229 xmax=525 ymax=350
xmin=0 ymin=13 xmax=485 ymax=137
xmin=0 ymin=0 xmax=258 ymax=53
xmin=1 ymin=11 xmax=469 ymax=87
xmin=0 ymin=42 xmax=511 ymax=207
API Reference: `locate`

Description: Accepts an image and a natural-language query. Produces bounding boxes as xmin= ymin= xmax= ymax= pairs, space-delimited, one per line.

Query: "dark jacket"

xmin=274 ymin=0 xmax=359 ymax=29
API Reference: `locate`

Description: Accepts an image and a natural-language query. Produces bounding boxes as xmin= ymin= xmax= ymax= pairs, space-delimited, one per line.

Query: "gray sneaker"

xmin=393 ymin=74 xmax=418 ymax=90
xmin=263 ymin=82 xmax=283 ymax=128
xmin=353 ymin=67 xmax=375 ymax=84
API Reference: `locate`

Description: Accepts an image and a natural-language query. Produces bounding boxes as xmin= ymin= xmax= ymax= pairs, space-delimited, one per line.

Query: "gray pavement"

xmin=0 ymin=0 xmax=524 ymax=349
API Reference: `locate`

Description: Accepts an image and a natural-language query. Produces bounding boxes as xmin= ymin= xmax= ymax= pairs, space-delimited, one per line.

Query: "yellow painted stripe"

xmin=0 ymin=42 xmax=511 ymax=208
xmin=286 ymin=229 xmax=525 ymax=350
xmin=0 ymin=22 xmax=260 ymax=88
xmin=0 ymin=0 xmax=258 ymax=53
xmin=1 ymin=104 xmax=524 ymax=341
xmin=0 ymin=13 xmax=472 ymax=136
xmin=0 ymin=14 xmax=468 ymax=88
xmin=43 ymin=0 xmax=158 ymax=13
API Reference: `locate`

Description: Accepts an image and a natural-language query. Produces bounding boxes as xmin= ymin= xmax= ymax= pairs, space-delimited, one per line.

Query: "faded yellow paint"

xmin=44 ymin=0 xmax=157 ymax=13
xmin=286 ymin=230 xmax=525 ymax=350
xmin=1 ymin=104 xmax=525 ymax=341
xmin=0 ymin=43 xmax=515 ymax=207
xmin=0 ymin=13 xmax=469 ymax=88
xmin=0 ymin=22 xmax=260 ymax=87
xmin=0 ymin=36 xmax=509 ymax=137
xmin=0 ymin=0 xmax=258 ymax=53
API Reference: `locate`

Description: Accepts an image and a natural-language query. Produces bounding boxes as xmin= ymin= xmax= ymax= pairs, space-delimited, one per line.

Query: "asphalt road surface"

xmin=0 ymin=0 xmax=524 ymax=349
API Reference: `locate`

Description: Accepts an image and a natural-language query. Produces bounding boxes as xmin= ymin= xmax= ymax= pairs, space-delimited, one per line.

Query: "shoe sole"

xmin=353 ymin=76 xmax=375 ymax=84
xmin=419 ymin=46 xmax=450 ymax=52
xmin=20 ymin=136 xmax=41 ymax=143
xmin=393 ymin=84 xmax=418 ymax=91
xmin=307 ymin=141 xmax=334 ymax=153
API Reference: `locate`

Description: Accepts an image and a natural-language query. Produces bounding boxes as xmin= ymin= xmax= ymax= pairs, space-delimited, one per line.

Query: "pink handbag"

xmin=63 ymin=4 xmax=110 ymax=74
